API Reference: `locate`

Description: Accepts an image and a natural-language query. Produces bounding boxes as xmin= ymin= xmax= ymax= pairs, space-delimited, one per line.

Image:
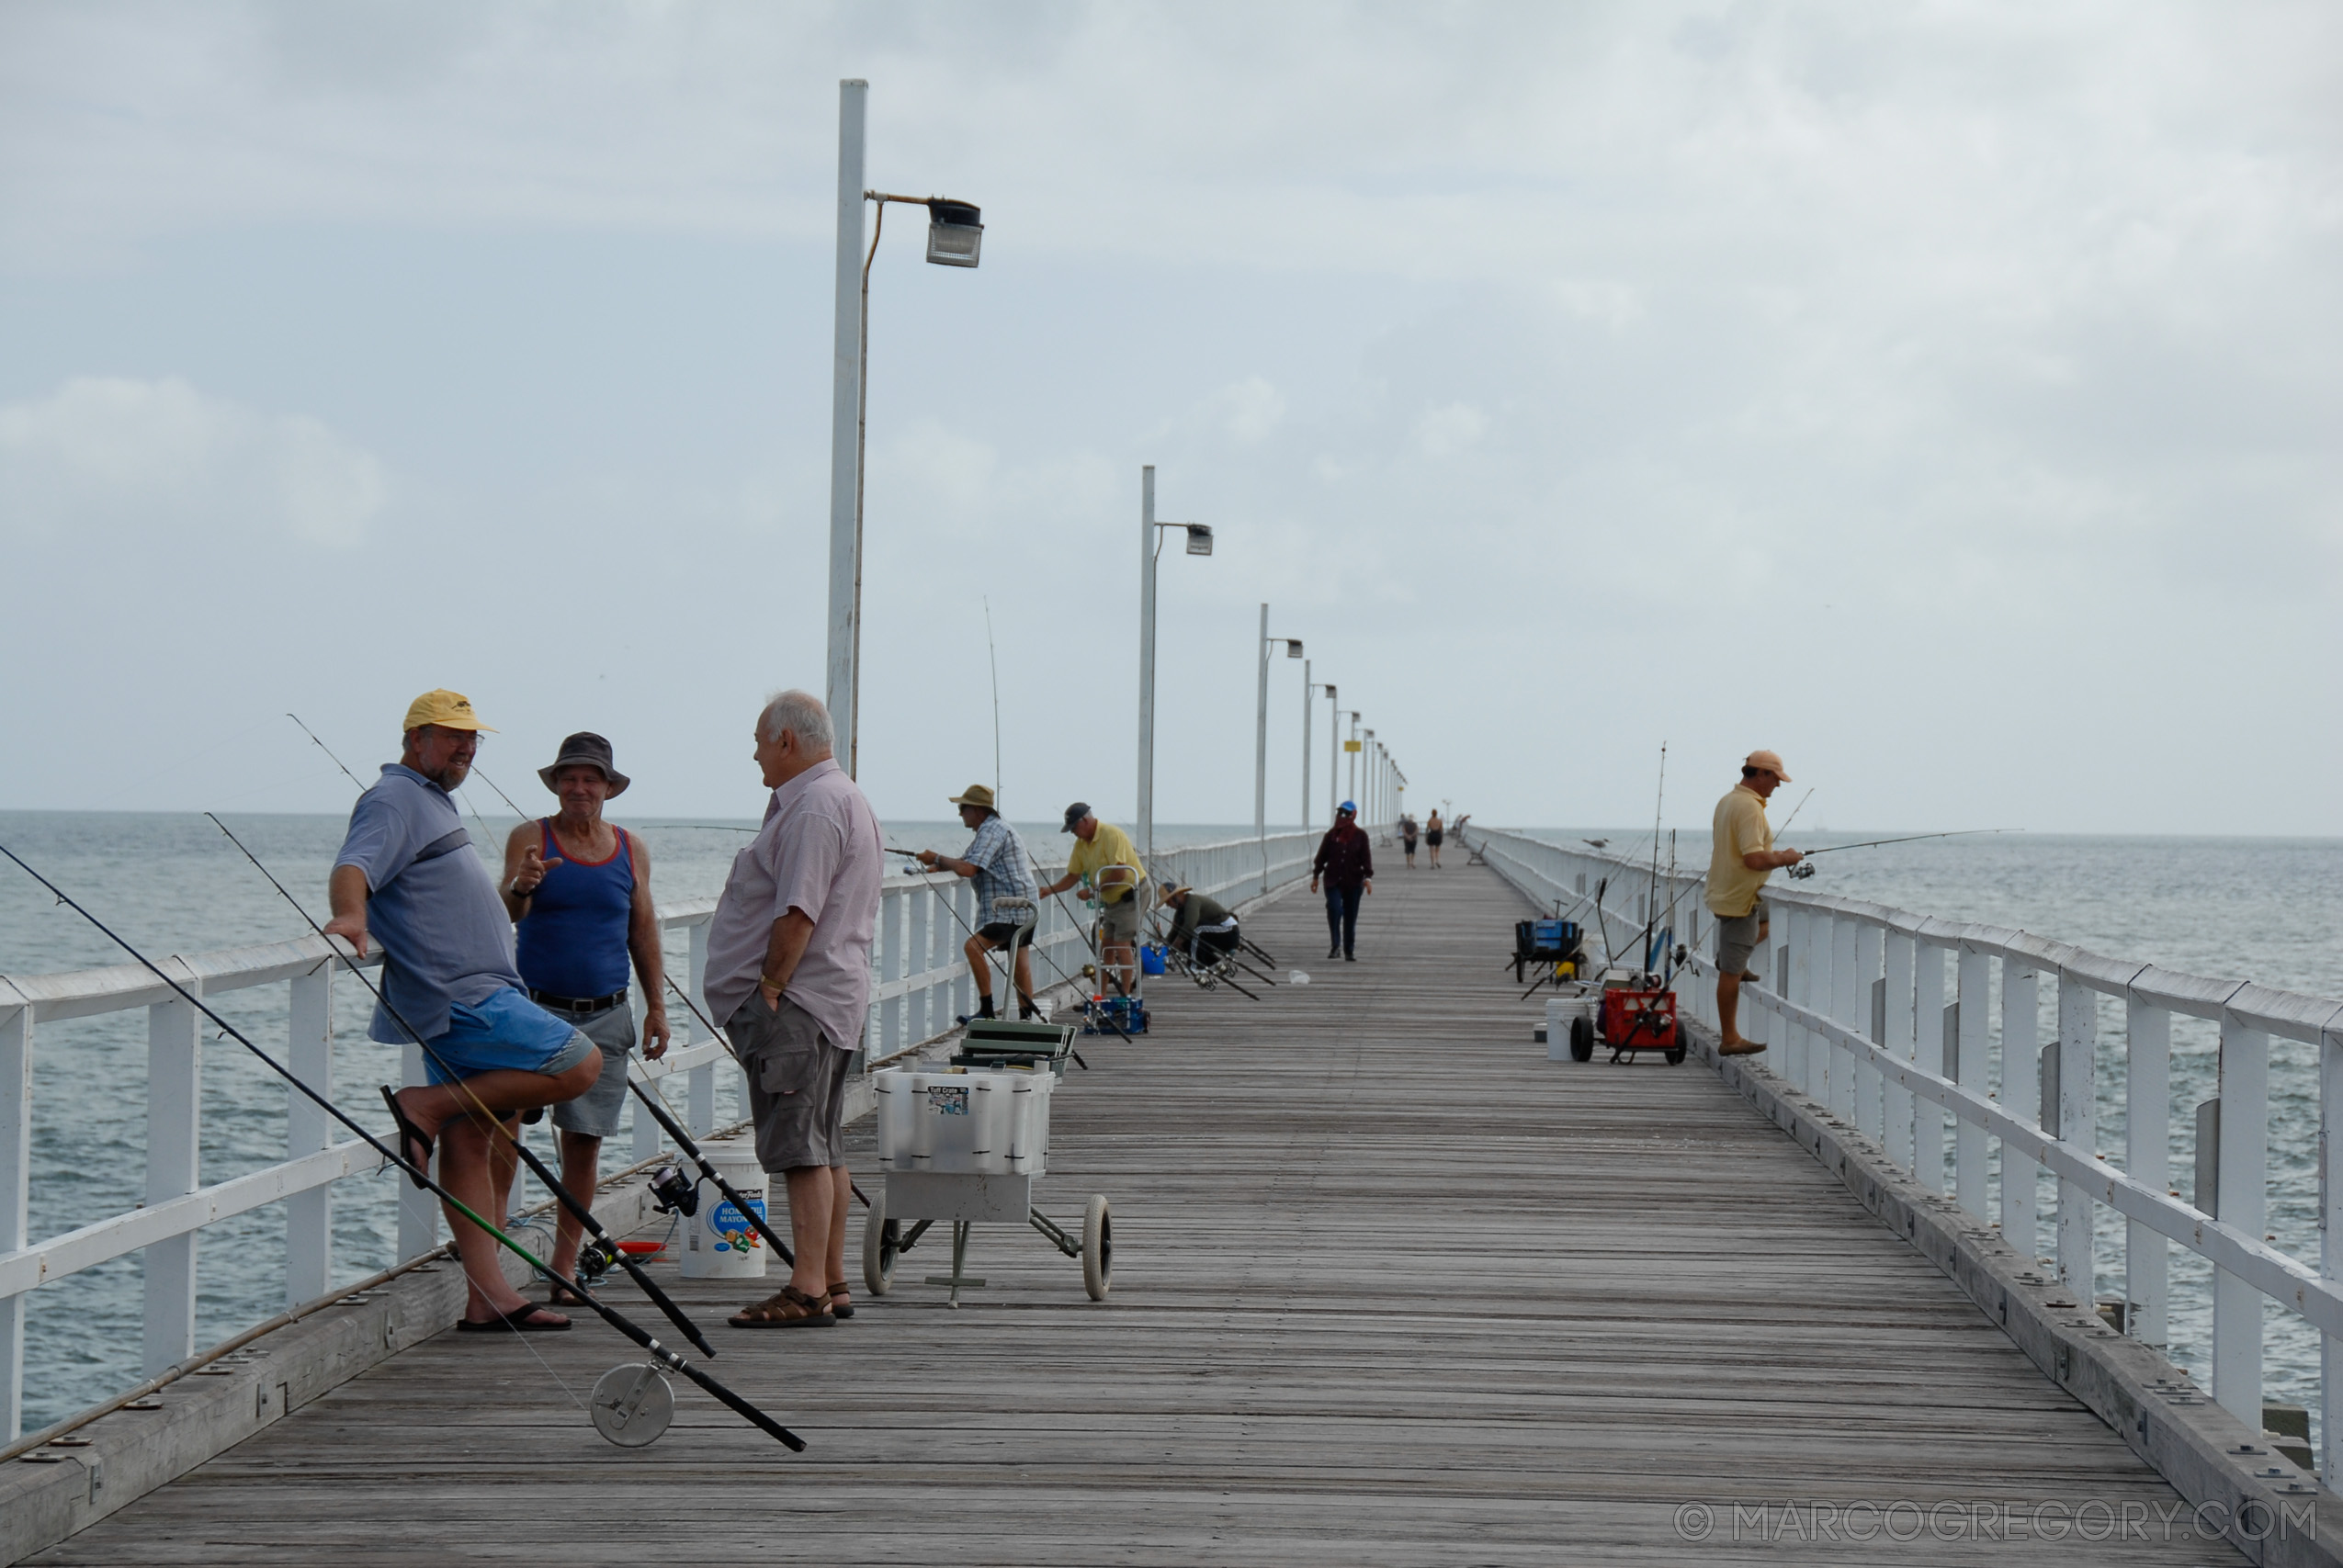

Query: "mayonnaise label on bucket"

xmin=708 ymin=1197 xmax=766 ymax=1253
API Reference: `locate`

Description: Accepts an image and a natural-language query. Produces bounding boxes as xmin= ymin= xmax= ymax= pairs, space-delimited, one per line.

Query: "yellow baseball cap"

xmin=402 ymin=689 xmax=497 ymax=734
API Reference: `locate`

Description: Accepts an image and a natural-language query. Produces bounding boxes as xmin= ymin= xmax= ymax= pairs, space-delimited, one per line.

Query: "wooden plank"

xmin=27 ymin=867 xmax=2247 ymax=1565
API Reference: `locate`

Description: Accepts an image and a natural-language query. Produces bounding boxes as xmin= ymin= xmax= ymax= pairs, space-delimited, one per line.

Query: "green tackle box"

xmin=951 ymin=1018 xmax=1080 ymax=1079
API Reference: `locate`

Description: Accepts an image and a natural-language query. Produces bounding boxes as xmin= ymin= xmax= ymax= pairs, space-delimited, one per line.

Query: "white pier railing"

xmin=1462 ymin=824 xmax=2343 ymax=1487
xmin=0 ymin=829 xmax=1315 ymax=1439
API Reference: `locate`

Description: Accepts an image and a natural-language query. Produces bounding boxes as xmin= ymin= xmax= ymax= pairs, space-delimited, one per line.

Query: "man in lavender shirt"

xmin=705 ymin=690 xmax=882 ymax=1328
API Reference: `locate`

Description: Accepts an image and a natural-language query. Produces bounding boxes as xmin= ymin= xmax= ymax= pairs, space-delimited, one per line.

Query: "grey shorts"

xmin=728 ymin=992 xmax=852 ymax=1173
xmin=1715 ymin=898 xmax=1770 ymax=976
xmin=1097 ymin=895 xmax=1141 ymax=944
xmin=549 ymin=1002 xmax=637 ymax=1138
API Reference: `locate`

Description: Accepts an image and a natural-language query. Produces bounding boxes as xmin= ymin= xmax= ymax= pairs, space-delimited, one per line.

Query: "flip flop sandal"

xmin=458 ymin=1301 xmax=572 ymax=1333
xmin=827 ymin=1282 xmax=855 ymax=1319
xmin=378 ymin=1086 xmax=435 ymax=1190
xmin=729 ymin=1285 xmax=834 ymax=1329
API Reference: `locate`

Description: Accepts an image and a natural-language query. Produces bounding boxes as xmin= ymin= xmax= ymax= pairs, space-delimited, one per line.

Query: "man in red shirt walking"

xmin=1310 ymin=801 xmax=1375 ymax=962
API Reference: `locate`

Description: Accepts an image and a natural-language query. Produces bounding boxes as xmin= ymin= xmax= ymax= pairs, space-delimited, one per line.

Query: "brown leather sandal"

xmin=728 ymin=1284 xmax=834 ymax=1329
xmin=827 ymin=1282 xmax=855 ymax=1320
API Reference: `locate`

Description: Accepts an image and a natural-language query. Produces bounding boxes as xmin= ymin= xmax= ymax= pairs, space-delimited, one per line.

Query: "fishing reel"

xmin=577 ymin=1235 xmax=619 ymax=1285
xmin=590 ymin=1361 xmax=674 ymax=1448
xmin=648 ymin=1162 xmax=700 ymax=1219
xmin=1788 ymin=860 xmax=1818 ymax=880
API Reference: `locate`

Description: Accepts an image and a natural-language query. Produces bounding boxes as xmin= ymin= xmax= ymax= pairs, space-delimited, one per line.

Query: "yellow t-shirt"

xmin=1706 ymin=784 xmax=1774 ymax=919
xmin=1066 ymin=820 xmax=1144 ymax=904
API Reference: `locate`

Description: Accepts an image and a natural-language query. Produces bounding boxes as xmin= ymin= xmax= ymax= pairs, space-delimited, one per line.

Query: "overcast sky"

xmin=2 ymin=2 xmax=2335 ymax=836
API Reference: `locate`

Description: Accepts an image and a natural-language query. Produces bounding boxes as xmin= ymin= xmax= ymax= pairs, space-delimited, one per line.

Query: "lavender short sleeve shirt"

xmin=704 ymin=759 xmax=883 ymax=1052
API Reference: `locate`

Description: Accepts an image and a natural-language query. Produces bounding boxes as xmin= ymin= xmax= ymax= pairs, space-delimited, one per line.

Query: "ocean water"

xmin=3 ymin=813 xmax=2337 ymax=1435
xmin=1522 ymin=825 xmax=2343 ymax=1431
xmin=0 ymin=809 xmax=1244 ymax=1432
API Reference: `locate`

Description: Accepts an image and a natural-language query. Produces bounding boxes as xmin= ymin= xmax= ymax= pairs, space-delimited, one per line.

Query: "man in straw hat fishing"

xmin=501 ymin=731 xmax=672 ymax=1301
xmin=1708 ymin=749 xmax=1805 ymax=1056
xmin=915 ymin=784 xmax=1041 ymax=1021
xmin=327 ymin=690 xmax=605 ymax=1331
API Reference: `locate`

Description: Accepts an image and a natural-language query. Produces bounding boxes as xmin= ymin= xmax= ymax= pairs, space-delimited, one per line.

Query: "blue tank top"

xmin=515 ymin=819 xmax=634 ymax=998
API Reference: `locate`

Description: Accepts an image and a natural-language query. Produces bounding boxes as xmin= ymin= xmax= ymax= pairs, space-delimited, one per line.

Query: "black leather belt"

xmin=529 ymin=987 xmax=628 ymax=1012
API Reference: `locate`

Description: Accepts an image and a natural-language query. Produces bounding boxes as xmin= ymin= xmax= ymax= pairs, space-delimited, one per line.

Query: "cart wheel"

xmin=1568 ymin=1014 xmax=1595 ymax=1063
xmin=1665 ymin=1046 xmax=1687 ymax=1066
xmin=1081 ymin=1194 xmax=1113 ymax=1301
xmin=862 ymin=1190 xmax=898 ymax=1297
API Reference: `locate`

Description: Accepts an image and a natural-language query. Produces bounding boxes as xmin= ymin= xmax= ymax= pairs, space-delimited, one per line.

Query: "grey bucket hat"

xmin=538 ymin=732 xmax=630 ymax=796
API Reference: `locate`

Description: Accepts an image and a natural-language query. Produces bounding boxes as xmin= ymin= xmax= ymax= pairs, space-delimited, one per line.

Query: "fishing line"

xmin=203 ymin=815 xmax=719 ymax=1360
xmin=0 ymin=838 xmax=804 ymax=1451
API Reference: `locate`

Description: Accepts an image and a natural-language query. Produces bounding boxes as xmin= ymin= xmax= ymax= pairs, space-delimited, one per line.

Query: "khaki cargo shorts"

xmin=1715 ymin=897 xmax=1769 ymax=976
xmin=1096 ymin=893 xmax=1141 ymax=945
xmin=727 ymin=991 xmax=851 ymax=1173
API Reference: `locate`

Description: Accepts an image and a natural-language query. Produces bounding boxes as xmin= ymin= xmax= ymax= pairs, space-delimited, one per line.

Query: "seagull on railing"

xmin=1582 ymin=838 xmax=1609 ymax=849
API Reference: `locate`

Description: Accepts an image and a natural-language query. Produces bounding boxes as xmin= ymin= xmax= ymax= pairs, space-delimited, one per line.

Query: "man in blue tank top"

xmin=502 ymin=732 xmax=671 ymax=1298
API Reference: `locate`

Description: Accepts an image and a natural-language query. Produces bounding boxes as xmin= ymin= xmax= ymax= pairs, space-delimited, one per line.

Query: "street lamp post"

xmin=1137 ymin=466 xmax=1213 ymax=865
xmin=1317 ymin=681 xmax=1339 ymax=828
xmin=1345 ymin=711 xmax=1360 ymax=807
xmin=1254 ymin=606 xmax=1302 ymax=890
xmin=822 ymin=78 xmax=985 ymax=779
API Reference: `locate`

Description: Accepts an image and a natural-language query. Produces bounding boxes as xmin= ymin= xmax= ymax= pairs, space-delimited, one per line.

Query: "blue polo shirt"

xmin=334 ymin=764 xmax=523 ymax=1043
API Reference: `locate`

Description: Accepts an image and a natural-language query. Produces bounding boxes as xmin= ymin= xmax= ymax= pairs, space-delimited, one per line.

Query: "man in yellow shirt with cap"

xmin=1707 ymin=749 xmax=1804 ymax=1056
xmin=1034 ymin=802 xmax=1147 ymax=997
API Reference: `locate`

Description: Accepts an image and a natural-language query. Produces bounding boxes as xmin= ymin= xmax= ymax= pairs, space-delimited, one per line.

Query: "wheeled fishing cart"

xmin=1511 ymin=918 xmax=1586 ymax=988
xmin=1588 ymin=971 xmax=1684 ymax=1066
xmin=862 ymin=1019 xmax=1113 ymax=1306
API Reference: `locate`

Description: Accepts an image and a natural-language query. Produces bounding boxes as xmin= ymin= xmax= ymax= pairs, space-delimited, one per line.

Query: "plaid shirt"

xmin=962 ymin=814 xmax=1037 ymax=929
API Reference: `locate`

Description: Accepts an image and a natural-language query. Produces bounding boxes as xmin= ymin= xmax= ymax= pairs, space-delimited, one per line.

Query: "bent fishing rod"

xmin=204 ymin=815 xmax=718 ymax=1360
xmin=0 ymin=839 xmax=804 ymax=1452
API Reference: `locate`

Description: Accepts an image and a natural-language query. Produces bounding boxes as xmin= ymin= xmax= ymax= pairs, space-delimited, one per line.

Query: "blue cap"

xmin=1338 ymin=800 xmax=1356 ymax=814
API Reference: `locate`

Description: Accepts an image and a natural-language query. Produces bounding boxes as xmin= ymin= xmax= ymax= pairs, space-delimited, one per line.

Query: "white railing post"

xmin=954 ymin=882 xmax=976 ymax=1018
xmin=1914 ymin=940 xmax=1948 ymax=1194
xmin=631 ymin=984 xmax=662 ymax=1164
xmin=0 ymin=997 xmax=30 ymax=1439
xmin=1956 ymin=943 xmax=1990 ymax=1224
xmin=688 ymin=919 xmax=716 ymax=1137
xmin=1882 ymin=928 xmax=1915 ymax=1173
xmin=1803 ymin=910 xmax=1832 ymax=1105
xmin=2055 ymin=976 xmax=2098 ymax=1295
xmin=286 ymin=967 xmax=334 ymax=1307
xmin=2213 ymin=1017 xmax=2268 ymax=1430
xmin=1783 ymin=907 xmax=1809 ymax=1092
xmin=1831 ymin=913 xmax=1861 ymax=1124
xmin=143 ymin=991 xmax=201 ymax=1375
xmin=2000 ymin=961 xmax=2042 ymax=1264
xmin=2125 ymin=996 xmax=2169 ymax=1347
xmin=879 ymin=886 xmax=903 ymax=1056
xmin=1852 ymin=920 xmax=1883 ymax=1140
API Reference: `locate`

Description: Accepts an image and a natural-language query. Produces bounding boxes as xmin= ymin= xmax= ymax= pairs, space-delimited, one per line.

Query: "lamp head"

xmin=1284 ymin=639 xmax=1303 ymax=659
xmin=925 ymin=199 xmax=982 ymax=267
xmin=1183 ymin=524 xmax=1213 ymax=557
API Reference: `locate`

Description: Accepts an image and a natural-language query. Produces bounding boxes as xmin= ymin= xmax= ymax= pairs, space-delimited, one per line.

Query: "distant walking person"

xmin=1310 ymin=801 xmax=1375 ymax=962
xmin=1424 ymin=810 xmax=1444 ymax=868
xmin=1398 ymin=812 xmax=1420 ymax=868
xmin=1708 ymin=750 xmax=1804 ymax=1056
xmin=503 ymin=732 xmax=671 ymax=1302
xmin=1034 ymin=804 xmax=1147 ymax=997
xmin=329 ymin=690 xmax=602 ymax=1334
xmin=916 ymin=784 xmax=1040 ymax=1021
xmin=706 ymin=691 xmax=882 ymax=1327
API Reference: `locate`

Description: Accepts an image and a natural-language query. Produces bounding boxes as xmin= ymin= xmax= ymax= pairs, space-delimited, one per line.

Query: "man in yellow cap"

xmin=324 ymin=690 xmax=604 ymax=1332
xmin=1707 ymin=750 xmax=1804 ymax=1055
xmin=915 ymin=784 xmax=1040 ymax=1021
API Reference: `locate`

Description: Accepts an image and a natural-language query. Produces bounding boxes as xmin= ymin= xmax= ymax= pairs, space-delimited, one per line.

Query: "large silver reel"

xmin=590 ymin=1361 xmax=675 ymax=1448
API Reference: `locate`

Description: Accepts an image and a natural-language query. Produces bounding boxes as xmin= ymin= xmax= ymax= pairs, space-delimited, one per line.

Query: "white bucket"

xmin=679 ymin=1147 xmax=770 ymax=1280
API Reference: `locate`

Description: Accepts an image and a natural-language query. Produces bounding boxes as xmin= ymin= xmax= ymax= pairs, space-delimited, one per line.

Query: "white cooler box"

xmin=875 ymin=1066 xmax=1052 ymax=1178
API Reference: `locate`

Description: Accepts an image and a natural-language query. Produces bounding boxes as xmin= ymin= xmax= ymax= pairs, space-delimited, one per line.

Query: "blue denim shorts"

xmin=423 ymin=987 xmax=594 ymax=1086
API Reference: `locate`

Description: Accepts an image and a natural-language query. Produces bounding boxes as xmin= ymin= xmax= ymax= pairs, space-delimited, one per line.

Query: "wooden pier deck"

xmin=31 ymin=863 xmax=2243 ymax=1564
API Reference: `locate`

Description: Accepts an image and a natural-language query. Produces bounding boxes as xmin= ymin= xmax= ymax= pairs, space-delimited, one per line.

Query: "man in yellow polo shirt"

xmin=1035 ymin=802 xmax=1148 ymax=996
xmin=1707 ymin=750 xmax=1804 ymax=1055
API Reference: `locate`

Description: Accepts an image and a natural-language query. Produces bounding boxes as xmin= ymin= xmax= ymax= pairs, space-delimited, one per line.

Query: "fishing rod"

xmin=1634 ymin=744 xmax=1667 ymax=978
xmin=203 ymin=814 xmax=719 ymax=1360
xmin=622 ymin=1060 xmax=795 ymax=1268
xmin=0 ymin=839 xmax=803 ymax=1451
xmin=1786 ymin=828 xmax=2012 ymax=878
xmin=289 ymin=713 xmax=366 ymax=791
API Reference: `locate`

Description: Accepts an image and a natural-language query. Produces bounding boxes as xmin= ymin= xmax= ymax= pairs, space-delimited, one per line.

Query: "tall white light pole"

xmin=1346 ymin=711 xmax=1360 ymax=805
xmin=1254 ymin=608 xmax=1302 ymax=896
xmin=1300 ymin=661 xmax=1313 ymax=838
xmin=1319 ymin=682 xmax=1339 ymax=826
xmin=1138 ymin=467 xmax=1212 ymax=864
xmin=823 ymin=79 xmax=867 ymax=774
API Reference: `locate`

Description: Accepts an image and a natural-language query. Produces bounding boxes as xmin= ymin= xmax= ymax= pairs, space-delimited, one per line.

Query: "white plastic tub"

xmin=876 ymin=1067 xmax=1052 ymax=1177
xmin=679 ymin=1147 xmax=770 ymax=1280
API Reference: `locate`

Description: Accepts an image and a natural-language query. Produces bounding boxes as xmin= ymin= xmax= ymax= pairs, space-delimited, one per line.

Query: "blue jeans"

xmin=1324 ymin=885 xmax=1363 ymax=955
